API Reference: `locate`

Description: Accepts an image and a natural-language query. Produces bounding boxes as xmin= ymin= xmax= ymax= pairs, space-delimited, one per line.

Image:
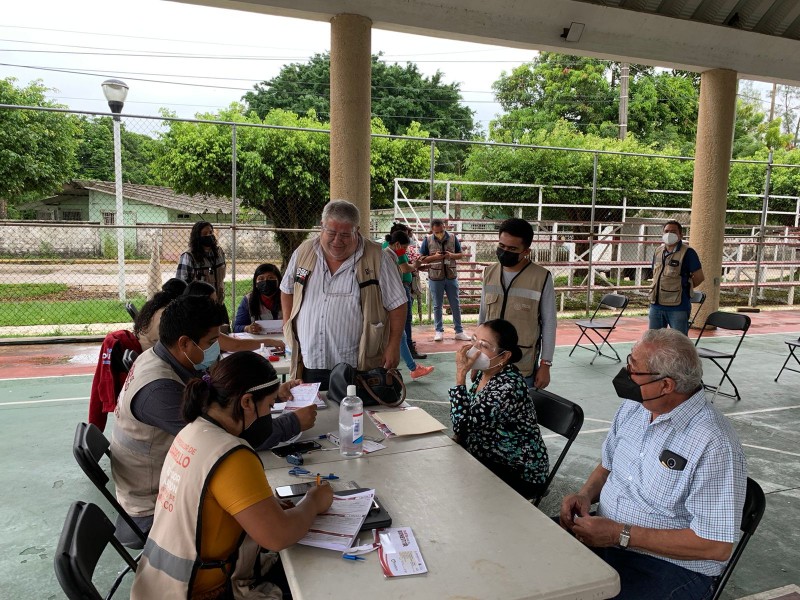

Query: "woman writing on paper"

xmin=233 ymin=263 xmax=283 ymax=334
xmin=131 ymin=351 xmax=333 ymax=600
xmin=449 ymin=319 xmax=549 ymax=499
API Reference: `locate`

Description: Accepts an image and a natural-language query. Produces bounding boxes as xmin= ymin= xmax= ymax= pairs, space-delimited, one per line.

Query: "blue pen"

xmin=342 ymin=554 xmax=365 ymax=561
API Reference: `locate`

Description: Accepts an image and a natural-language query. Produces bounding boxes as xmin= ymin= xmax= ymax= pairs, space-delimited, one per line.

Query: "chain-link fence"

xmin=1 ymin=104 xmax=799 ymax=336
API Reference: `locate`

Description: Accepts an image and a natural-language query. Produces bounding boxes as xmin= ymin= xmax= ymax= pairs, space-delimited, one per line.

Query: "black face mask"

xmin=240 ymin=403 xmax=273 ymax=448
xmin=496 ymin=247 xmax=521 ymax=267
xmin=256 ymin=280 xmax=278 ymax=296
xmin=200 ymin=234 xmax=216 ymax=248
xmin=612 ymin=367 xmax=666 ymax=403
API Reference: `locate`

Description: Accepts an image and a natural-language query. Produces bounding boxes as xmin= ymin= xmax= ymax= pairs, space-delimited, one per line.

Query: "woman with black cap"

xmin=449 ymin=318 xmax=549 ymax=499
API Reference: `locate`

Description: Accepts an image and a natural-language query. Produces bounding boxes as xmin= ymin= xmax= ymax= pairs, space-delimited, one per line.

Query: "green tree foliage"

xmin=464 ymin=121 xmax=694 ymax=221
xmin=242 ymin=52 xmax=474 ymax=170
xmin=0 ymin=78 xmax=80 ymax=217
xmin=75 ymin=116 xmax=163 ymax=184
xmin=154 ymin=104 xmax=430 ymax=266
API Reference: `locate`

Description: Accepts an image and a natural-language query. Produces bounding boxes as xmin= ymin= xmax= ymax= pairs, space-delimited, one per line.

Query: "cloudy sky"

xmin=1 ymin=0 xmax=540 ymax=129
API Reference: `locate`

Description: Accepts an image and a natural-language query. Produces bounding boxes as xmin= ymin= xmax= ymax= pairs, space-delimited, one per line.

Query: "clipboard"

xmin=279 ymin=487 xmax=392 ymax=531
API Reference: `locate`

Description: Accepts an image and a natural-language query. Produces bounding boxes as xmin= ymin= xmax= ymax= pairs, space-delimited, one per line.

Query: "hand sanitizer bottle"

xmin=339 ymin=385 xmax=364 ymax=458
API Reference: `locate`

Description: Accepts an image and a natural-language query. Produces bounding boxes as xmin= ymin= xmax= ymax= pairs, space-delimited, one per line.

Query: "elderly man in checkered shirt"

xmin=559 ymin=328 xmax=747 ymax=600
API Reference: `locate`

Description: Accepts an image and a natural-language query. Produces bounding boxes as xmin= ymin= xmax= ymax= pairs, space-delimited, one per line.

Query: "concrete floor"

xmin=1 ymin=313 xmax=799 ymax=598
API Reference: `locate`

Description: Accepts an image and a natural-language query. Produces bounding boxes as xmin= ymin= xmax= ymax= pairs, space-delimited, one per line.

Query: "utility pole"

xmin=769 ymin=82 xmax=777 ymax=122
xmin=618 ymin=63 xmax=629 ymax=140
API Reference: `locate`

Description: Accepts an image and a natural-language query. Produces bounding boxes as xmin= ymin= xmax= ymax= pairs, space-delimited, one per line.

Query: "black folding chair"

xmin=73 ymin=422 xmax=147 ymax=549
xmin=774 ymin=337 xmax=800 ymax=382
xmin=528 ymin=389 xmax=584 ymax=506
xmin=711 ymin=477 xmax=766 ymax=600
xmin=124 ymin=302 xmax=138 ymax=322
xmin=687 ymin=290 xmax=706 ymax=329
xmin=694 ymin=311 xmax=750 ymax=402
xmin=569 ymin=293 xmax=629 ymax=365
xmin=55 ymin=501 xmax=138 ymax=600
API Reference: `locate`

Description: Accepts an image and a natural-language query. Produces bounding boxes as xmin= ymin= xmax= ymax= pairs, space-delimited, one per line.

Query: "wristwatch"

xmin=540 ymin=359 xmax=553 ymax=367
xmin=619 ymin=524 xmax=632 ymax=549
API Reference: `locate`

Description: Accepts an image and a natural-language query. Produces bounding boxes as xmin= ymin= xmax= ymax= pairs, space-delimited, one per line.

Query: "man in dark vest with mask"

xmin=110 ymin=295 xmax=308 ymax=544
xmin=558 ymin=328 xmax=747 ymax=600
xmin=649 ymin=220 xmax=704 ymax=335
xmin=479 ymin=218 xmax=556 ymax=389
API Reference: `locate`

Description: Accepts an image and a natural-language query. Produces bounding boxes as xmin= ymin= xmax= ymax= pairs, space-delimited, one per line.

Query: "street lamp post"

xmin=102 ymin=79 xmax=129 ymax=302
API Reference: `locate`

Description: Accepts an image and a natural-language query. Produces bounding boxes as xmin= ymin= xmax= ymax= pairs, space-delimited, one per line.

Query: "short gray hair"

xmin=322 ymin=200 xmax=360 ymax=227
xmin=636 ymin=328 xmax=703 ymax=394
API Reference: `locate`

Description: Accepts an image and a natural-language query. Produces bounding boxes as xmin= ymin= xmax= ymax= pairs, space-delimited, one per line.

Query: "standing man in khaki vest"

xmin=649 ymin=220 xmax=704 ymax=335
xmin=419 ymin=218 xmax=471 ymax=342
xmin=480 ymin=218 xmax=556 ymax=389
xmin=280 ymin=200 xmax=407 ymax=390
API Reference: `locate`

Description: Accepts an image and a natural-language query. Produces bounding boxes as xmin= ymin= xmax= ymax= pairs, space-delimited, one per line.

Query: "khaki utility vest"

xmin=284 ymin=238 xmax=388 ymax=379
xmin=650 ymin=243 xmax=690 ymax=307
xmin=131 ymin=418 xmax=279 ymax=600
xmin=425 ymin=233 xmax=458 ymax=280
xmin=483 ymin=261 xmax=551 ymax=377
xmin=181 ymin=250 xmax=227 ymax=302
xmin=111 ymin=348 xmax=182 ymax=517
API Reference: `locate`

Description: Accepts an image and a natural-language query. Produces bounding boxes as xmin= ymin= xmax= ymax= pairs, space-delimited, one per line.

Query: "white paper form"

xmin=272 ymin=382 xmax=326 ymax=413
xmin=254 ymin=319 xmax=284 ymax=334
xmin=297 ymin=489 xmax=375 ymax=551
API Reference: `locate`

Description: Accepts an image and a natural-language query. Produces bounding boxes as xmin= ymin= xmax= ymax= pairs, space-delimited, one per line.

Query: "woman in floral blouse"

xmin=449 ymin=319 xmax=549 ymax=499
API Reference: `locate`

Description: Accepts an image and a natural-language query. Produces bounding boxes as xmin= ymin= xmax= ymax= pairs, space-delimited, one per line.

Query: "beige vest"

xmin=110 ymin=348 xmax=182 ymax=517
xmin=284 ymin=238 xmax=389 ymax=379
xmin=483 ymin=261 xmax=551 ymax=377
xmin=425 ymin=233 xmax=458 ymax=280
xmin=131 ymin=418 xmax=279 ymax=600
xmin=650 ymin=243 xmax=690 ymax=306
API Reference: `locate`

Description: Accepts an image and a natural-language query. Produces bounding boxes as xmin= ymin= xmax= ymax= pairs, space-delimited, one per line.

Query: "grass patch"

xmin=0 ymin=296 xmax=147 ymax=327
xmin=0 ymin=283 xmax=69 ymax=300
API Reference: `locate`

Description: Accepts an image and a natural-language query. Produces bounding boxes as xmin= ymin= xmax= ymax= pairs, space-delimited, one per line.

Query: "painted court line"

xmin=0 ymin=396 xmax=88 ymax=406
xmin=725 ymin=405 xmax=800 ymax=417
xmin=741 ymin=444 xmax=800 ymax=458
xmin=0 ymin=373 xmax=92 ymax=382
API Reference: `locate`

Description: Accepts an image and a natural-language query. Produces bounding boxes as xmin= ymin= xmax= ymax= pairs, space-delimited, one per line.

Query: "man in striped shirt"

xmin=559 ymin=328 xmax=747 ymax=600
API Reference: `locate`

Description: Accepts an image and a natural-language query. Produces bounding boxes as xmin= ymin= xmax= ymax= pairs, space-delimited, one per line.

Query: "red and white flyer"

xmin=375 ymin=527 xmax=428 ymax=577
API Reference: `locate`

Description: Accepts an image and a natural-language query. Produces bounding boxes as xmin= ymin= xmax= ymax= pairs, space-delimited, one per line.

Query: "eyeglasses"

xmin=471 ymin=335 xmax=501 ymax=355
xmin=321 ymin=226 xmax=356 ymax=241
xmin=625 ymin=354 xmax=660 ymax=377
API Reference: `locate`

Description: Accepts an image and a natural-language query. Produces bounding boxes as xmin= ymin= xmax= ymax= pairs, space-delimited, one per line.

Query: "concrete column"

xmin=689 ymin=69 xmax=737 ymax=326
xmin=330 ymin=14 xmax=372 ymax=234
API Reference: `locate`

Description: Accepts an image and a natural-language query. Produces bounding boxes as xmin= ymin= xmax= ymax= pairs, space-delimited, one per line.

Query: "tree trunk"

xmin=0 ymin=198 xmax=7 ymax=220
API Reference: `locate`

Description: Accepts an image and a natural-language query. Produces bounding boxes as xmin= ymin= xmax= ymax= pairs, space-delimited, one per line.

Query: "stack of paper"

xmin=297 ymin=489 xmax=375 ymax=552
xmin=272 ymin=382 xmax=327 ymax=413
xmin=367 ymin=407 xmax=446 ymax=437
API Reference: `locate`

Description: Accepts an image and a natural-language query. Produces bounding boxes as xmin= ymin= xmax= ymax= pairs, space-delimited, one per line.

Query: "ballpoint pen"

xmin=342 ymin=554 xmax=366 ymax=561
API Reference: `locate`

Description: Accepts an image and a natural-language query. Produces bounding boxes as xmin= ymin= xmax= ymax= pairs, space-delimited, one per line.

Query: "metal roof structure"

xmin=173 ymin=0 xmax=800 ymax=84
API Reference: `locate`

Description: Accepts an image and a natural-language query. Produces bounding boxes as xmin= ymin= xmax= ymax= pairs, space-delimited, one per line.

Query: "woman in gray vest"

xmin=132 ymin=352 xmax=333 ymax=600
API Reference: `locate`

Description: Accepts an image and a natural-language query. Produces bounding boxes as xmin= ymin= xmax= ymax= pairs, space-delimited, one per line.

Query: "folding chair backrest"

xmin=55 ymin=501 xmax=138 ymax=600
xmin=711 ymin=477 xmax=766 ymax=600
xmin=124 ymin=302 xmax=138 ymax=322
xmin=688 ymin=291 xmax=706 ymax=327
xmin=73 ymin=423 xmax=147 ymax=547
xmin=588 ymin=293 xmax=628 ymax=323
xmin=705 ymin=311 xmax=750 ymax=333
xmin=529 ymin=389 xmax=584 ymax=506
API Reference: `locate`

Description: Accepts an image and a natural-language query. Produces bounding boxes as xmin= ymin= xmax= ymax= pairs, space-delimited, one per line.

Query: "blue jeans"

xmin=400 ymin=331 xmax=416 ymax=372
xmin=649 ymin=305 xmax=690 ymax=335
xmin=596 ymin=547 xmax=716 ymax=600
xmin=404 ymin=285 xmax=414 ymax=343
xmin=429 ymin=277 xmax=463 ymax=333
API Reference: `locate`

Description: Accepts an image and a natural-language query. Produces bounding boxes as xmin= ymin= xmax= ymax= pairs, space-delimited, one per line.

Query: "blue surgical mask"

xmin=186 ymin=340 xmax=221 ymax=371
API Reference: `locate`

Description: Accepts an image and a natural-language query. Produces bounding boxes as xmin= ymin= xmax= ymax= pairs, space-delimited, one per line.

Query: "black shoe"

xmin=410 ymin=342 xmax=427 ymax=360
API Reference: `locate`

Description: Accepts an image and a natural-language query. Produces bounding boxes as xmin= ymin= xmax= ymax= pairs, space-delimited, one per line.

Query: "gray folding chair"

xmin=687 ymin=290 xmax=706 ymax=329
xmin=711 ymin=478 xmax=766 ymax=600
xmin=774 ymin=337 xmax=800 ymax=382
xmin=54 ymin=501 xmax=138 ymax=600
xmin=694 ymin=311 xmax=750 ymax=402
xmin=528 ymin=389 xmax=584 ymax=506
xmin=569 ymin=293 xmax=629 ymax=364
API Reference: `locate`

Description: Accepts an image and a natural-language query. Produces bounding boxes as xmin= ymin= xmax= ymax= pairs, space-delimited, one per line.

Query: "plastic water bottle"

xmin=339 ymin=385 xmax=364 ymax=458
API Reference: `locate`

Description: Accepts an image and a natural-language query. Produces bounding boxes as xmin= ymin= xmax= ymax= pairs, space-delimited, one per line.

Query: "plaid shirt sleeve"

xmin=175 ymin=252 xmax=194 ymax=282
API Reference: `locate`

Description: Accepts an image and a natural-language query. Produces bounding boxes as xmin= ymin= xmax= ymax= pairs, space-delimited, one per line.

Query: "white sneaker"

xmin=433 ymin=331 xmax=443 ymax=342
xmin=454 ymin=332 xmax=471 ymax=341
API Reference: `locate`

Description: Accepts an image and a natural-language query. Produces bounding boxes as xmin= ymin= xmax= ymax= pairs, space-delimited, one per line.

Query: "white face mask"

xmin=467 ymin=346 xmax=492 ymax=371
xmin=662 ymin=232 xmax=679 ymax=246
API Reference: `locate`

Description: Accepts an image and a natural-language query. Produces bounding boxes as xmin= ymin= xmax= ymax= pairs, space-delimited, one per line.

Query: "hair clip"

xmin=201 ymin=373 xmax=213 ymax=388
